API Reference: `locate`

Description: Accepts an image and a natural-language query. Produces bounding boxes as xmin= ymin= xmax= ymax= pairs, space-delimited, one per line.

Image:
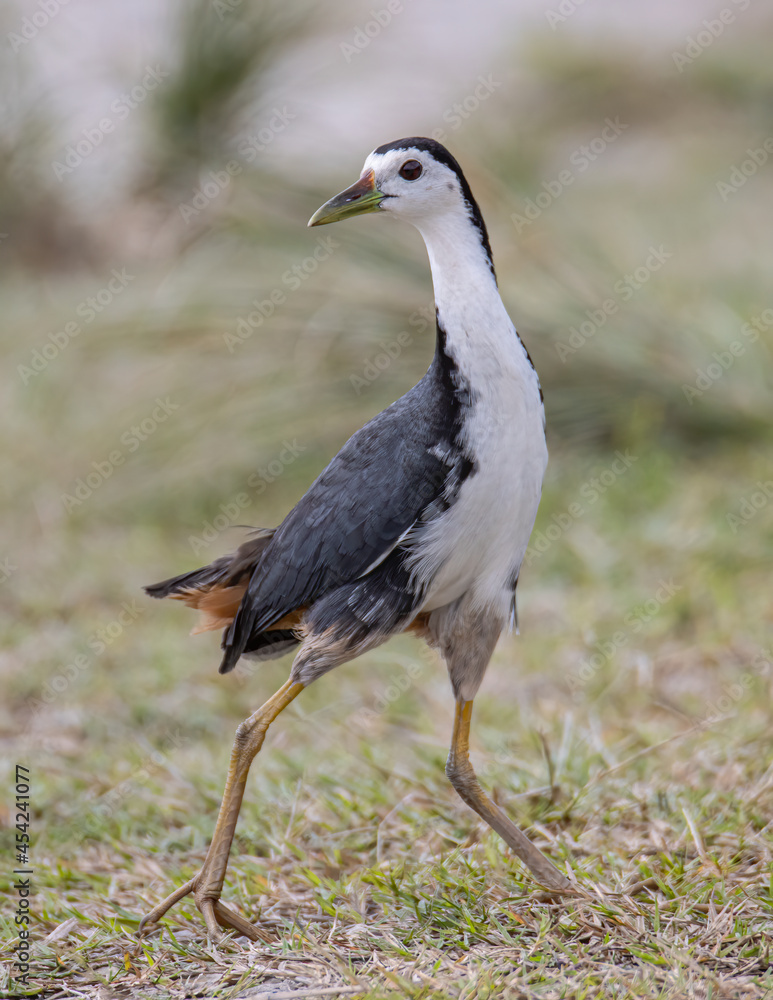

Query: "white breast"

xmin=411 ymin=324 xmax=547 ymax=619
xmin=405 ymin=197 xmax=547 ymax=622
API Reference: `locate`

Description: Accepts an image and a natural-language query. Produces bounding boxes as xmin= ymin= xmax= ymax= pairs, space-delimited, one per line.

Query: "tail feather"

xmin=144 ymin=555 xmax=232 ymax=600
xmin=145 ymin=529 xmax=274 ymax=598
xmin=144 ymin=529 xmax=301 ymax=661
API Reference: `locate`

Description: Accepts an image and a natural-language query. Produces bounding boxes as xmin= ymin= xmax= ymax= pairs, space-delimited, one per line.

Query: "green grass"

xmin=3 ymin=12 xmax=773 ymax=1000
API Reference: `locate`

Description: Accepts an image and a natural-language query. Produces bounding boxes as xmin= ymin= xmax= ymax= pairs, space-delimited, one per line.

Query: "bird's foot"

xmin=138 ymin=870 xmax=270 ymax=943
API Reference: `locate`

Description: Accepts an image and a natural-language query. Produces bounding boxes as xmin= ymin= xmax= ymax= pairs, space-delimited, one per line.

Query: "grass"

xmin=2 ymin=435 xmax=772 ymax=997
xmin=2 ymin=11 xmax=773 ymax=1000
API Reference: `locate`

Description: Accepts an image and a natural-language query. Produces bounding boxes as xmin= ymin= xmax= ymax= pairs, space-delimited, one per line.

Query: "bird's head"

xmin=309 ymin=137 xmax=495 ymax=278
xmin=308 ymin=136 xmax=486 ymax=231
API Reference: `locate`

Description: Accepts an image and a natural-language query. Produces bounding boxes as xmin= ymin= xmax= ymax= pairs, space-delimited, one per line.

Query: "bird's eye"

xmin=399 ymin=159 xmax=422 ymax=181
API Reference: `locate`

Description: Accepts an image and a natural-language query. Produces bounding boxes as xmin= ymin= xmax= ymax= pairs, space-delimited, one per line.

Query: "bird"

xmin=138 ymin=136 xmax=571 ymax=943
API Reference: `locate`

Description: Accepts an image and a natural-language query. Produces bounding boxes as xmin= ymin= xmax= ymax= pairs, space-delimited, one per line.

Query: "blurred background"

xmin=2 ymin=0 xmax=773 ymax=991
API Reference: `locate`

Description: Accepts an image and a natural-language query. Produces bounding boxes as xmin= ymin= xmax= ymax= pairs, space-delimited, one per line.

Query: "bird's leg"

xmin=139 ymin=677 xmax=304 ymax=941
xmin=445 ymin=698 xmax=571 ymax=892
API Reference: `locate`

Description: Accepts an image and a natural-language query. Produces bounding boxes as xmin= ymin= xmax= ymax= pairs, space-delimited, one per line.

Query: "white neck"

xmin=413 ymin=210 xmax=524 ymax=378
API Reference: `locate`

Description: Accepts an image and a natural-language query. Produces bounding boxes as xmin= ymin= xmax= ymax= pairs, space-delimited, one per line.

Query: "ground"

xmin=2 ymin=436 xmax=772 ymax=998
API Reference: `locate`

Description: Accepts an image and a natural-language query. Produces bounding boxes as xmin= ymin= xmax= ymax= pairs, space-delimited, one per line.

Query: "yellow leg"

xmin=445 ymin=699 xmax=570 ymax=892
xmin=139 ymin=678 xmax=304 ymax=941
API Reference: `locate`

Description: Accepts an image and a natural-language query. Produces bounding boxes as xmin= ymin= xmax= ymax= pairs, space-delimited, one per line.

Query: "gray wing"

xmin=219 ymin=361 xmax=472 ymax=671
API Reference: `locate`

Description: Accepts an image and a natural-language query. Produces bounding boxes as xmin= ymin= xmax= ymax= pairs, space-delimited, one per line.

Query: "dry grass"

xmin=2 ymin=434 xmax=772 ymax=997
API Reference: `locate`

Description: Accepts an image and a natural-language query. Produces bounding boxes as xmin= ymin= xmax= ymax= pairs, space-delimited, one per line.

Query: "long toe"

xmin=139 ymin=873 xmax=268 ymax=942
xmin=213 ymin=900 xmax=272 ymax=942
xmin=138 ymin=876 xmax=197 ymax=936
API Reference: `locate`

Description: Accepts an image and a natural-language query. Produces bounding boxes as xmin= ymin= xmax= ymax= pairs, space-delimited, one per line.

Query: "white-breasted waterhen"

xmin=139 ymin=137 xmax=570 ymax=942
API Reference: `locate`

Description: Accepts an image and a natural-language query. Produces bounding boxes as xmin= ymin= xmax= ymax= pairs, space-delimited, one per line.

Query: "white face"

xmin=362 ymin=147 xmax=465 ymax=222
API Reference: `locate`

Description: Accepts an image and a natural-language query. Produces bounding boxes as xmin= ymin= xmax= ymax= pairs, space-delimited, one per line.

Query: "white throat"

xmin=412 ymin=209 xmax=528 ymax=385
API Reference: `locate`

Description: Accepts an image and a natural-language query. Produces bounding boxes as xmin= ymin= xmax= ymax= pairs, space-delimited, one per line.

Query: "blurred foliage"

xmin=475 ymin=35 xmax=773 ymax=446
xmin=142 ymin=0 xmax=320 ymax=195
xmin=0 ymin=25 xmax=98 ymax=270
xmin=1 ymin=4 xmax=772 ymax=470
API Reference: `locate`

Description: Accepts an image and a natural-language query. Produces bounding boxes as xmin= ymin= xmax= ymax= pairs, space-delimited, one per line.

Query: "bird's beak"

xmin=307 ymin=170 xmax=384 ymax=227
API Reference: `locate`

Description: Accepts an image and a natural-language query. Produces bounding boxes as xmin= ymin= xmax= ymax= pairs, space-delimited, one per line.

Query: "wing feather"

xmin=219 ymin=359 xmax=470 ymax=672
